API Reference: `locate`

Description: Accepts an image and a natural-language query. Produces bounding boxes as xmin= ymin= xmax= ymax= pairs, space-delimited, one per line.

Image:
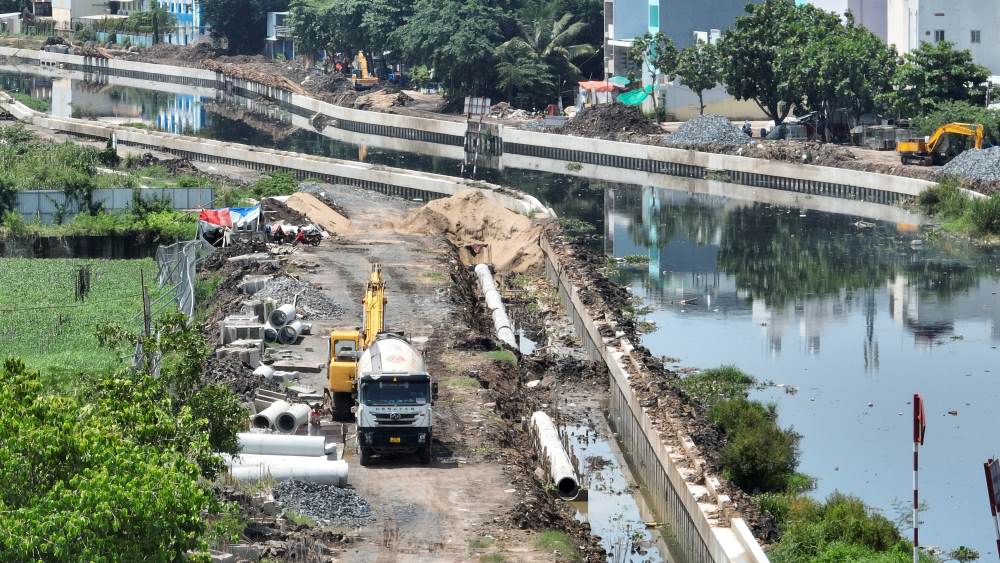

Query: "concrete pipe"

xmin=485 ymin=290 xmax=503 ymax=311
xmin=251 ymin=400 xmax=290 ymax=430
xmin=263 ymin=324 xmax=278 ymax=342
xmin=237 ymin=433 xmax=327 ymax=456
xmin=277 ymin=320 xmax=304 ymax=344
xmin=229 ymin=458 xmax=348 ymax=486
xmin=275 ymin=403 xmax=310 ymax=434
xmin=253 ymin=364 xmax=275 ymax=379
xmin=491 ymin=308 xmax=512 ymax=331
xmin=268 ymin=303 xmax=296 ymax=327
xmin=530 ymin=411 xmax=581 ymax=500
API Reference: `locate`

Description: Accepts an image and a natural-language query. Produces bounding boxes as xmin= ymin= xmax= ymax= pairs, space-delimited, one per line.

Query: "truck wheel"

xmin=419 ymin=440 xmax=433 ymax=465
xmin=331 ymin=392 xmax=353 ymax=421
xmin=359 ymin=445 xmax=372 ymax=466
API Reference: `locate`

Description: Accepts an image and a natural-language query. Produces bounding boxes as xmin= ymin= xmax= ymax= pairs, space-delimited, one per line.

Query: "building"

xmin=805 ymin=0 xmax=888 ymax=41
xmin=887 ymin=0 xmax=1000 ymax=75
xmin=265 ymin=11 xmax=293 ymax=60
xmin=156 ymin=0 xmax=205 ymax=45
xmin=603 ymin=0 xmax=765 ymax=119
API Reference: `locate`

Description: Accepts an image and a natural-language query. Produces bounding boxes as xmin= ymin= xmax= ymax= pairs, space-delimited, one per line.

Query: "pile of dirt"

xmin=283 ymin=192 xmax=352 ymax=234
xmin=202 ymin=59 xmax=308 ymax=95
xmin=128 ymin=41 xmax=220 ymax=64
xmin=255 ymin=275 xmax=345 ymax=319
xmin=298 ymin=184 xmax=351 ymax=219
xmin=263 ymin=197 xmax=310 ymax=227
xmin=397 ymin=189 xmax=543 ymax=273
xmin=556 ymin=104 xmax=662 ymax=139
xmin=200 ymin=241 xmax=269 ymax=271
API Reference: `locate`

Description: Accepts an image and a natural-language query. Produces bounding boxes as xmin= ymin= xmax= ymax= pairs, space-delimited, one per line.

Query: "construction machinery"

xmin=327 ymin=264 xmax=437 ymax=465
xmin=352 ymin=51 xmax=379 ymax=90
xmin=897 ymin=122 xmax=984 ymax=165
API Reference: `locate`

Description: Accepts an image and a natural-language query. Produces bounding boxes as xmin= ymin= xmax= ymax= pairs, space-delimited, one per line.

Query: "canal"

xmin=4 ymin=66 xmax=1000 ymax=558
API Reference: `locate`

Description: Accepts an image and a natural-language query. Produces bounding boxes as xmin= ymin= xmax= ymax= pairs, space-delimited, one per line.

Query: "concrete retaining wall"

xmin=540 ymin=236 xmax=769 ymax=563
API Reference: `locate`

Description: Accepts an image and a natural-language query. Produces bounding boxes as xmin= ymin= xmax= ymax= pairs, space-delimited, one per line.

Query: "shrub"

xmin=710 ymin=398 xmax=800 ymax=492
xmin=678 ymin=365 xmax=754 ymax=406
xmin=251 ymin=172 xmax=297 ymax=199
xmin=967 ymin=194 xmax=1000 ymax=235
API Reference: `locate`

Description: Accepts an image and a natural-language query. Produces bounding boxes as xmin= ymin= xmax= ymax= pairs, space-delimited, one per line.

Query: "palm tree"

xmin=498 ymin=13 xmax=595 ymax=109
xmin=495 ymin=42 xmax=554 ymax=106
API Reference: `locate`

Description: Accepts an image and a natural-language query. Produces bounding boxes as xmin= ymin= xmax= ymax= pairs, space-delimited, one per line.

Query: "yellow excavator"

xmin=352 ymin=50 xmax=379 ymax=90
xmin=327 ymin=263 xmax=386 ymax=417
xmin=897 ymin=122 xmax=984 ymax=165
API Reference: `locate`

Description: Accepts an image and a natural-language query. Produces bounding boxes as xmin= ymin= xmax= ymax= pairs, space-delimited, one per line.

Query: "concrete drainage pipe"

xmin=268 ymin=303 xmax=296 ymax=327
xmin=237 ymin=433 xmax=327 ymax=456
xmin=530 ymin=411 xmax=581 ymax=500
xmin=263 ymin=324 xmax=278 ymax=342
xmin=275 ymin=403 xmax=311 ymax=434
xmin=251 ymin=400 xmax=290 ymax=430
xmin=474 ymin=264 xmax=518 ymax=349
xmin=277 ymin=320 xmax=304 ymax=344
xmin=228 ymin=456 xmax=348 ymax=486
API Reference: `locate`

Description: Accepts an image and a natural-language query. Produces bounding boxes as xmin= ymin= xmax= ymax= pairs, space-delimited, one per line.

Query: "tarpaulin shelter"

xmin=197 ymin=204 xmax=262 ymax=246
xmin=577 ymin=80 xmax=626 ymax=106
xmin=617 ymin=85 xmax=652 ymax=106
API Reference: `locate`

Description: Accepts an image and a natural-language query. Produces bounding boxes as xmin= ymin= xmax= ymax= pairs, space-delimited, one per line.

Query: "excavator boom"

xmin=361 ymin=264 xmax=386 ymax=348
xmin=897 ymin=122 xmax=984 ymax=165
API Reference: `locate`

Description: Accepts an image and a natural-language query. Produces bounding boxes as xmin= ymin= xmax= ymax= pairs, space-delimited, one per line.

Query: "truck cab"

xmin=355 ymin=334 xmax=437 ymax=465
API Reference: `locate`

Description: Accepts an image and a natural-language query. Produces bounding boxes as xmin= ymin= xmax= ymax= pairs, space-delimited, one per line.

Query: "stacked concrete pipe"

xmin=230 ymin=433 xmax=347 ymax=485
xmin=277 ymin=319 xmax=305 ymax=344
xmin=251 ymin=400 xmax=290 ymax=429
xmin=275 ymin=403 xmax=311 ymax=434
xmin=268 ymin=304 xmax=296 ymax=327
xmin=474 ymin=263 xmax=518 ymax=349
xmin=529 ymin=411 xmax=581 ymax=500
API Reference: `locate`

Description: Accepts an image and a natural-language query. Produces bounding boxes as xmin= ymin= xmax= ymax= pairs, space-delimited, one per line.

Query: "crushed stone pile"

xmin=274 ymin=481 xmax=375 ymax=528
xmin=665 ymin=114 xmax=751 ymax=147
xmin=941 ymin=147 xmax=1000 ymax=181
xmin=397 ymin=189 xmax=543 ymax=273
xmin=203 ymin=354 xmax=280 ymax=402
xmin=255 ymin=276 xmax=344 ymax=319
xmin=557 ymin=104 xmax=662 ymax=138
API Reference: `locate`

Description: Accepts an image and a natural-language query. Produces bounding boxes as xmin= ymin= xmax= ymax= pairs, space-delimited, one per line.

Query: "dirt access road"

xmin=286 ymin=184 xmax=562 ymax=561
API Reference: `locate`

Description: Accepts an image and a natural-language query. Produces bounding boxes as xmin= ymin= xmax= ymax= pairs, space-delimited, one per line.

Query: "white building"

xmin=886 ymin=0 xmax=1000 ymax=75
xmin=806 ymin=0 xmax=888 ymax=41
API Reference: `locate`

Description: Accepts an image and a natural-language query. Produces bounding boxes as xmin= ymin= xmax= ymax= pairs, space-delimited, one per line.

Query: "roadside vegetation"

xmin=918 ymin=178 xmax=1000 ymax=238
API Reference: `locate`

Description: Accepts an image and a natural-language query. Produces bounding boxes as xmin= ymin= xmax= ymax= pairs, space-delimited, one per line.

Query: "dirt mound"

xmin=557 ymin=104 xmax=662 ymax=139
xmin=397 ymin=190 xmax=543 ymax=273
xmin=131 ymin=41 xmax=221 ymax=63
xmin=283 ymin=192 xmax=351 ymax=234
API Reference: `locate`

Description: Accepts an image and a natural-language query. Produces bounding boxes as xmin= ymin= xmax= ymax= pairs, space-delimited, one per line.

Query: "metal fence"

xmin=151 ymin=239 xmax=212 ymax=319
xmin=15 ymin=187 xmax=215 ymax=224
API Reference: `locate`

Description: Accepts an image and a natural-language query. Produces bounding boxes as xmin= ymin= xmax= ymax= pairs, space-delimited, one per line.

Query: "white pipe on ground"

xmin=263 ymin=324 xmax=278 ymax=342
xmin=228 ymin=457 xmax=348 ymax=486
xmin=238 ymin=433 xmax=327 ymax=456
xmin=530 ymin=411 xmax=581 ymax=500
xmin=253 ymin=364 xmax=275 ymax=379
xmin=268 ymin=303 xmax=296 ymax=327
xmin=474 ymin=263 xmax=518 ymax=349
xmin=277 ymin=319 xmax=304 ymax=344
xmin=275 ymin=403 xmax=311 ymax=434
xmin=251 ymin=400 xmax=290 ymax=430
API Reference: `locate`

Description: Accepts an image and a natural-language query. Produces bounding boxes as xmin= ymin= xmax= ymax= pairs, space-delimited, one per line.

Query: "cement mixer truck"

xmin=327 ymin=264 xmax=438 ymax=465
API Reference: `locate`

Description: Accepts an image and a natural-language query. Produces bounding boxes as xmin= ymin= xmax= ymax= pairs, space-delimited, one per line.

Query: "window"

xmin=934 ymin=29 xmax=945 ymax=42
xmin=971 ymin=30 xmax=981 ymax=43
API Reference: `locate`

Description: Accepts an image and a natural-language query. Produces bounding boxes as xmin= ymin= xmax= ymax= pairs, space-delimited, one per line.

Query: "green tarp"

xmin=617 ymin=85 xmax=651 ymax=106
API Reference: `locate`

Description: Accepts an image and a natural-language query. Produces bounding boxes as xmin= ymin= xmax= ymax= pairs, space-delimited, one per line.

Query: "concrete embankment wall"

xmin=0 ymin=46 xmax=952 ymax=207
xmin=540 ymin=236 xmax=769 ymax=563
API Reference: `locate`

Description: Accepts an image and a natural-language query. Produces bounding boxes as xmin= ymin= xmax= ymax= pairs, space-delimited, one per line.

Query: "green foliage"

xmin=950 ymin=546 xmax=980 ymax=562
xmin=968 ymin=194 xmax=1000 ymax=236
xmin=0 ymin=358 xmax=215 ymax=561
xmin=558 ymin=216 xmax=595 ymax=238
xmin=534 ymin=530 xmax=580 ymax=561
xmin=410 ymin=65 xmax=432 ymax=89
xmin=888 ymin=40 xmax=990 ymax=117
xmin=913 ymin=101 xmax=1000 ymax=146
xmin=678 ymin=365 xmax=754 ymax=407
xmin=767 ymin=492 xmax=921 ymax=563
xmin=675 ymin=40 xmax=722 ymax=115
xmin=918 ymin=178 xmax=1000 ymax=237
xmin=495 ymin=40 xmax=555 ymax=107
xmin=0 ymin=258 xmax=161 ymax=382
xmin=710 ymin=398 xmax=800 ymax=493
xmin=10 ymin=91 xmax=50 ymax=112
xmin=203 ymin=0 xmax=289 ymax=54
xmin=627 ymin=31 xmax=677 ymax=115
xmin=251 ymin=171 xmax=298 ymax=198
xmin=496 ymin=12 xmax=595 ymax=107
xmin=484 ymin=349 xmax=517 ymax=365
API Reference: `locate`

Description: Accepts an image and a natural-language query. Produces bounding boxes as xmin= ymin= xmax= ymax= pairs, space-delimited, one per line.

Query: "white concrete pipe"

xmin=237 ymin=433 xmax=327 ymax=456
xmin=485 ymin=290 xmax=504 ymax=311
xmin=225 ymin=453 xmax=330 ymax=466
xmin=253 ymin=364 xmax=275 ymax=379
xmin=530 ymin=411 xmax=581 ymax=500
xmin=277 ymin=319 xmax=304 ymax=344
xmin=229 ymin=457 xmax=349 ymax=486
xmin=275 ymin=403 xmax=311 ymax=434
xmin=263 ymin=324 xmax=278 ymax=342
xmin=268 ymin=303 xmax=296 ymax=327
xmin=475 ymin=264 xmax=519 ymax=349
xmin=251 ymin=400 xmax=290 ymax=430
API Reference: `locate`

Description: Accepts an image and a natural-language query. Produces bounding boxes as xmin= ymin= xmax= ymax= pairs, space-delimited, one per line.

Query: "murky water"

xmin=7 ymin=67 xmax=1000 ymax=557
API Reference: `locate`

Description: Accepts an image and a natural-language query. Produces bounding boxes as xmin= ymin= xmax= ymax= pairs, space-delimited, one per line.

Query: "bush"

xmin=968 ymin=194 xmax=1000 ymax=235
xmin=913 ymin=101 xmax=1000 ymax=146
xmin=918 ymin=177 xmax=1000 ymax=236
xmin=710 ymin=398 xmax=800 ymax=492
xmin=679 ymin=365 xmax=754 ymax=406
xmin=251 ymin=172 xmax=297 ymax=199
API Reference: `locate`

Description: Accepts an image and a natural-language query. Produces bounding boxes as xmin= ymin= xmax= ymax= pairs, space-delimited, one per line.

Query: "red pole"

xmin=913 ymin=393 xmax=925 ymax=563
xmin=984 ymin=460 xmax=1000 ymax=558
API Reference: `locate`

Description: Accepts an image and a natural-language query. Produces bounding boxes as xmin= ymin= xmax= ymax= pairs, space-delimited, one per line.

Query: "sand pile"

xmin=398 ymin=189 xmax=543 ymax=273
xmin=284 ymin=192 xmax=352 ymax=234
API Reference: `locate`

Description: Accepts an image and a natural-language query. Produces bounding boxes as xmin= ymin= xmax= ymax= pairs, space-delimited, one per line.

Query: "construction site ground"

xmin=267 ymin=185 xmax=599 ymax=561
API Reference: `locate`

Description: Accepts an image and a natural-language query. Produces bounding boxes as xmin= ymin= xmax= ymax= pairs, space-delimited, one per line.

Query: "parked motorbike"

xmin=294 ymin=229 xmax=322 ymax=246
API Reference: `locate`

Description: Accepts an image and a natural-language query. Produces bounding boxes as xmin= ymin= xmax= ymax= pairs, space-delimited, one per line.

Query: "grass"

xmin=10 ymin=92 xmax=50 ymax=112
xmin=478 ymin=555 xmax=505 ymax=563
xmin=622 ymin=254 xmax=650 ymax=264
xmin=469 ymin=536 xmax=494 ymax=549
xmin=284 ymin=511 xmax=317 ymax=527
xmin=918 ymin=177 xmax=1000 ymax=238
xmin=534 ymin=530 xmax=580 ymax=562
xmin=678 ymin=365 xmax=755 ymax=407
xmin=0 ymin=257 xmax=162 ymax=384
xmin=483 ymin=349 xmax=517 ymax=365
xmin=421 ymin=271 xmax=445 ymax=281
xmin=445 ymin=375 xmax=480 ymax=389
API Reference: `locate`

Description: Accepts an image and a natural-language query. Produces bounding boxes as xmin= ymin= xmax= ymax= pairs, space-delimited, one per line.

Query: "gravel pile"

xmin=274 ymin=481 xmax=375 ymax=528
xmin=255 ymin=276 xmax=344 ymax=319
xmin=941 ymin=147 xmax=1000 ymax=181
xmin=666 ymin=114 xmax=751 ymax=147
xmin=203 ymin=354 xmax=280 ymax=401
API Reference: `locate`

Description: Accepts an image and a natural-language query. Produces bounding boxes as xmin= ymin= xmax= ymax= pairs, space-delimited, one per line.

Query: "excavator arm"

xmin=926 ymin=123 xmax=984 ymax=152
xmin=898 ymin=122 xmax=984 ymax=165
xmin=360 ymin=263 xmax=386 ymax=348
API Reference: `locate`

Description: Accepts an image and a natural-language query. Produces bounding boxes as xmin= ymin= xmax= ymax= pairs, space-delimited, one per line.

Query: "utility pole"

xmin=913 ymin=393 xmax=926 ymax=563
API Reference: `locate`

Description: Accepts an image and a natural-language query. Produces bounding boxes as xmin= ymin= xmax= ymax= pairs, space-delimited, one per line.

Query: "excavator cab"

xmin=897 ymin=122 xmax=984 ymax=165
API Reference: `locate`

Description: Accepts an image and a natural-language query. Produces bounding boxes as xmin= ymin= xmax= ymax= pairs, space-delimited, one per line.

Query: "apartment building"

xmin=887 ymin=0 xmax=1000 ymax=75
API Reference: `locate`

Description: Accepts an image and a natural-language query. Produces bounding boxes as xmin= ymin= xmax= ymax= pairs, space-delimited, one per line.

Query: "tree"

xmin=888 ymin=40 xmax=990 ymax=117
xmin=675 ymin=40 xmax=722 ymax=115
xmin=627 ymin=31 xmax=677 ymax=116
xmin=203 ymin=0 xmax=289 ymax=54
xmin=495 ymin=40 xmax=554 ymax=106
xmin=392 ymin=0 xmax=509 ymax=98
xmin=496 ymin=12 xmax=594 ymax=108
xmin=718 ymin=0 xmax=838 ymax=125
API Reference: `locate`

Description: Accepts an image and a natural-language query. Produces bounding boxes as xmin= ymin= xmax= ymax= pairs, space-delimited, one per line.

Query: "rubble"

xmin=555 ymin=104 xmax=662 ymax=139
xmin=941 ymin=146 xmax=1000 ymax=181
xmin=273 ymin=481 xmax=375 ymax=528
xmin=254 ymin=276 xmax=345 ymax=319
xmin=203 ymin=354 xmax=280 ymax=402
xmin=665 ymin=114 xmax=751 ymax=147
